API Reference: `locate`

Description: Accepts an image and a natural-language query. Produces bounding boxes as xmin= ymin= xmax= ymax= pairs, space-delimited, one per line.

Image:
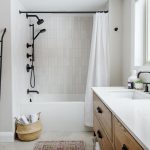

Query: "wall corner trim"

xmin=0 ymin=132 xmax=14 ymax=142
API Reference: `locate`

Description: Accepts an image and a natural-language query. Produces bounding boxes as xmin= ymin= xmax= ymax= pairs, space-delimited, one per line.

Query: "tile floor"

xmin=0 ymin=132 xmax=94 ymax=150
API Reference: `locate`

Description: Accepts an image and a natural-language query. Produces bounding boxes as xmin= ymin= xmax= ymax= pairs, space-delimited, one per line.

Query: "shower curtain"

xmin=85 ymin=12 xmax=110 ymax=127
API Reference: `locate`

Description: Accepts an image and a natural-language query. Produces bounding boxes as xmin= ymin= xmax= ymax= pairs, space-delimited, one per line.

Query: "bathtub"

xmin=20 ymin=94 xmax=91 ymax=132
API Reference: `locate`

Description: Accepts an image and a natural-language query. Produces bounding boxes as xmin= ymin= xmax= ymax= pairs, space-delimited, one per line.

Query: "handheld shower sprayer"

xmin=34 ymin=29 xmax=46 ymax=40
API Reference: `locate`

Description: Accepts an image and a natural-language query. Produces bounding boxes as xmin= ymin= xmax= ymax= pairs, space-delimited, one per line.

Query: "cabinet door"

xmin=94 ymin=116 xmax=113 ymax=150
xmin=93 ymin=93 xmax=112 ymax=141
xmin=114 ymin=117 xmax=143 ymax=150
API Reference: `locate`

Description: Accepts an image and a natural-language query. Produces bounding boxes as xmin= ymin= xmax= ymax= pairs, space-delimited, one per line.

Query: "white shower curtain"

xmin=85 ymin=13 xmax=110 ymax=127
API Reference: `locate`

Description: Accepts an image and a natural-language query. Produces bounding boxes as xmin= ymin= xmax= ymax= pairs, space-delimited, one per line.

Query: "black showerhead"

xmin=37 ymin=19 xmax=44 ymax=25
xmin=26 ymin=14 xmax=44 ymax=25
xmin=40 ymin=29 xmax=46 ymax=33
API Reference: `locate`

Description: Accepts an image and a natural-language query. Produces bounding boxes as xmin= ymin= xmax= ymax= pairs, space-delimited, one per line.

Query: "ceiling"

xmin=19 ymin=0 xmax=108 ymax=11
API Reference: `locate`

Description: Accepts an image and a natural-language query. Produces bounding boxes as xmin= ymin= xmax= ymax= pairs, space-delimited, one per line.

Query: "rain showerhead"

xmin=34 ymin=29 xmax=46 ymax=40
xmin=37 ymin=19 xmax=44 ymax=25
xmin=26 ymin=14 xmax=44 ymax=25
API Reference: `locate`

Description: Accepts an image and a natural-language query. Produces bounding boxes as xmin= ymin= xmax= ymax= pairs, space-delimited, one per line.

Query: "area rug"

xmin=34 ymin=141 xmax=85 ymax=150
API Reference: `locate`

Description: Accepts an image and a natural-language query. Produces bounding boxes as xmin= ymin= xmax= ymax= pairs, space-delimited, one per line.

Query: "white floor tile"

xmin=0 ymin=132 xmax=94 ymax=150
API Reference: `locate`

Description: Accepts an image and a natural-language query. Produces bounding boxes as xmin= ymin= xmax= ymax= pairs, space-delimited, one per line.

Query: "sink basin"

xmin=106 ymin=91 xmax=150 ymax=100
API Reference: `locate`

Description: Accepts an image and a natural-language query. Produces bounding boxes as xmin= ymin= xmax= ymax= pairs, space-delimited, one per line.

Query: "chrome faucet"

xmin=137 ymin=71 xmax=150 ymax=92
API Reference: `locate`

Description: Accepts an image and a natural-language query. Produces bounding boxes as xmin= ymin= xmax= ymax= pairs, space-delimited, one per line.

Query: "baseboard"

xmin=0 ymin=132 xmax=14 ymax=142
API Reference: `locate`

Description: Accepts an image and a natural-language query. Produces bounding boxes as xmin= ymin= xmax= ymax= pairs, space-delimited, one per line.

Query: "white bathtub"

xmin=20 ymin=94 xmax=91 ymax=132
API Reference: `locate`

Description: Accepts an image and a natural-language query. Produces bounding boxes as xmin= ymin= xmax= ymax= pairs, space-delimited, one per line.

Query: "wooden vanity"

xmin=93 ymin=92 xmax=144 ymax=150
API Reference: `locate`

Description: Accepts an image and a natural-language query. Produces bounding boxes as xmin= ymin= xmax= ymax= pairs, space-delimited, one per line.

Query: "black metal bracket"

xmin=0 ymin=28 xmax=6 ymax=93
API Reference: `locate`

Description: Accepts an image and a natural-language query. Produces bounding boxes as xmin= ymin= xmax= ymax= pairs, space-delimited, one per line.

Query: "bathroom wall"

xmin=0 ymin=0 xmax=13 ymax=136
xmin=109 ymin=0 xmax=135 ymax=86
xmin=122 ymin=0 xmax=134 ymax=86
xmin=109 ymin=0 xmax=123 ymax=86
xmin=0 ymin=0 xmax=30 ymax=140
xmin=11 ymin=0 xmax=29 ymax=119
xmin=31 ymin=15 xmax=93 ymax=99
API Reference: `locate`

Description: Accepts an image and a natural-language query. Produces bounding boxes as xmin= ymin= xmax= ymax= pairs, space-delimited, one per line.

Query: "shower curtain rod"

xmin=19 ymin=10 xmax=109 ymax=14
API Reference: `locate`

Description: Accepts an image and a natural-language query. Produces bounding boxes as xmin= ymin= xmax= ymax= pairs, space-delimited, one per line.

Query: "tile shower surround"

xmin=33 ymin=15 xmax=93 ymax=95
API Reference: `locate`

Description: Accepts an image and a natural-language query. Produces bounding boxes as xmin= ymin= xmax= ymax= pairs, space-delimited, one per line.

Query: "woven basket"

xmin=16 ymin=120 xmax=42 ymax=141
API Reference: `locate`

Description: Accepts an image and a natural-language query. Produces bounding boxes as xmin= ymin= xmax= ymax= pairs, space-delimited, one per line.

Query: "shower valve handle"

xmin=26 ymin=64 xmax=34 ymax=72
xmin=26 ymin=43 xmax=32 ymax=48
xmin=26 ymin=53 xmax=32 ymax=58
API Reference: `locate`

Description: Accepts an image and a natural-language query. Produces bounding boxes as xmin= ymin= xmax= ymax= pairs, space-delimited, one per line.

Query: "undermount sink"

xmin=106 ymin=90 xmax=150 ymax=100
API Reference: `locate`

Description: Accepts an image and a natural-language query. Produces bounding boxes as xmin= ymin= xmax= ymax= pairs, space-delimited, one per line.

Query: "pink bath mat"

xmin=34 ymin=141 xmax=85 ymax=150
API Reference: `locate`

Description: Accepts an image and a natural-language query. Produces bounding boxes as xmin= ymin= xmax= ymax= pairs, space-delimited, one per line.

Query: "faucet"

xmin=27 ymin=89 xmax=39 ymax=94
xmin=137 ymin=71 xmax=150 ymax=92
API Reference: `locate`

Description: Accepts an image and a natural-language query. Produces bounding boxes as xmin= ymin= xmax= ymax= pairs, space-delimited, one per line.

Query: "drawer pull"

xmin=97 ymin=107 xmax=102 ymax=113
xmin=97 ymin=130 xmax=102 ymax=139
xmin=122 ymin=144 xmax=128 ymax=150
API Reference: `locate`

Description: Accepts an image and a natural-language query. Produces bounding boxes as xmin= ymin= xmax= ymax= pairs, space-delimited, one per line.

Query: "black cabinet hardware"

xmin=122 ymin=144 xmax=128 ymax=150
xmin=97 ymin=107 xmax=102 ymax=113
xmin=97 ymin=130 xmax=102 ymax=139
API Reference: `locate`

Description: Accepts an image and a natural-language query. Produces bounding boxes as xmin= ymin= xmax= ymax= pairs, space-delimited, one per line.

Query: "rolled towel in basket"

xmin=30 ymin=113 xmax=39 ymax=123
xmin=20 ymin=115 xmax=29 ymax=125
xmin=29 ymin=112 xmax=41 ymax=123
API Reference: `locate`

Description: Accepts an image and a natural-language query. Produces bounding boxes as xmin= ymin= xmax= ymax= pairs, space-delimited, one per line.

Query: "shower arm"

xmin=26 ymin=14 xmax=40 ymax=20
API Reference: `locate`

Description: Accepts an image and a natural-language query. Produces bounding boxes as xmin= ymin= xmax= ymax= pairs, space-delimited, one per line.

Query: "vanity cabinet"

xmin=114 ymin=117 xmax=143 ymax=150
xmin=94 ymin=116 xmax=113 ymax=150
xmin=93 ymin=93 xmax=144 ymax=150
xmin=93 ymin=93 xmax=112 ymax=141
xmin=93 ymin=93 xmax=113 ymax=150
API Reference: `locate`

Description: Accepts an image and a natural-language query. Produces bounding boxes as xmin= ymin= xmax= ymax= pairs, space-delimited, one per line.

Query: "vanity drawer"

xmin=93 ymin=93 xmax=112 ymax=141
xmin=114 ymin=117 xmax=143 ymax=150
xmin=94 ymin=116 xmax=113 ymax=150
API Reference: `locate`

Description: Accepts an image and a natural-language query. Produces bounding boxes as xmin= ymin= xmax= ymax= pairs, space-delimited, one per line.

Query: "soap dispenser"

xmin=128 ymin=70 xmax=137 ymax=89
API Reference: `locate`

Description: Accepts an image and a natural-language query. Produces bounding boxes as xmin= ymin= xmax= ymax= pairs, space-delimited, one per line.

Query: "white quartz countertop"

xmin=92 ymin=87 xmax=150 ymax=150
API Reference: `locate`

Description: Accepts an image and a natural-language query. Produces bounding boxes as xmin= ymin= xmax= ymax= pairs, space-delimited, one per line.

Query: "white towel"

xmin=30 ymin=113 xmax=39 ymax=123
xmin=20 ymin=115 xmax=29 ymax=125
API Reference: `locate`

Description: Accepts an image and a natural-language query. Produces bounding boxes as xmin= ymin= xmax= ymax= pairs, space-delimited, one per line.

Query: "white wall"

xmin=109 ymin=0 xmax=123 ymax=86
xmin=122 ymin=0 xmax=134 ymax=86
xmin=0 ymin=0 xmax=13 ymax=132
xmin=11 ymin=0 xmax=30 ymax=120
xmin=134 ymin=0 xmax=146 ymax=66
xmin=0 ymin=0 xmax=30 ymax=136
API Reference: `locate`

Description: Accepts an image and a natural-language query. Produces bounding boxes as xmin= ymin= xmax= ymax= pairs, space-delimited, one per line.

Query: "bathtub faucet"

xmin=27 ymin=89 xmax=39 ymax=94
